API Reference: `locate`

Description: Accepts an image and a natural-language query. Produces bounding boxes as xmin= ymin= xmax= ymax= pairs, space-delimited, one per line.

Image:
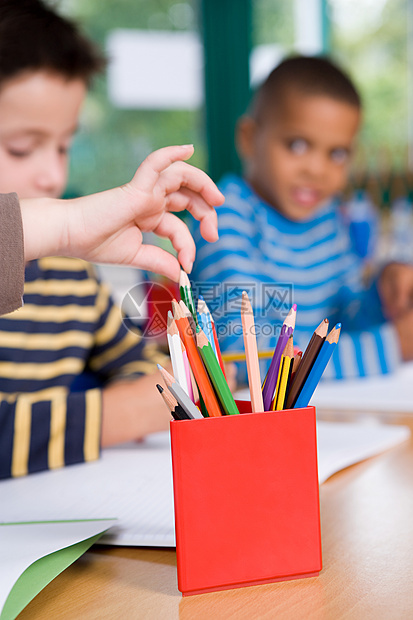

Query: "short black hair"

xmin=0 ymin=0 xmax=105 ymax=88
xmin=251 ymin=55 xmax=361 ymax=122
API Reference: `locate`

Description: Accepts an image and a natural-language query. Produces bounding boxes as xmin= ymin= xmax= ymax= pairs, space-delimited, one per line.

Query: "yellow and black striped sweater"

xmin=0 ymin=257 xmax=164 ymax=479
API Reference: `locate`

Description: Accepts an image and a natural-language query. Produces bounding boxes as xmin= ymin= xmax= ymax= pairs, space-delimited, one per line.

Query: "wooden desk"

xmin=18 ymin=411 xmax=413 ymax=619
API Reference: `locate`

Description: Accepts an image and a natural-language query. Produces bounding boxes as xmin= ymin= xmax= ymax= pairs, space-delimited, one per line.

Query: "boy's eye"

xmin=330 ymin=148 xmax=349 ymax=164
xmin=7 ymin=149 xmax=31 ymax=158
xmin=288 ymin=138 xmax=308 ymax=155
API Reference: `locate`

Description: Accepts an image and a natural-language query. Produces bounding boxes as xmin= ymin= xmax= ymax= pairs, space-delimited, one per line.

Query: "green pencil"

xmin=179 ymin=270 xmax=198 ymax=326
xmin=196 ymin=329 xmax=239 ymax=415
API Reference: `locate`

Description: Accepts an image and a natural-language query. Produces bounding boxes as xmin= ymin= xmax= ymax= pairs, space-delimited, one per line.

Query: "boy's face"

xmin=238 ymin=92 xmax=361 ymax=221
xmin=0 ymin=71 xmax=86 ymax=199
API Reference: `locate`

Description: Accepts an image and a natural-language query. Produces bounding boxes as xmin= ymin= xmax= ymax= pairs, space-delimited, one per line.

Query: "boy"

xmin=0 ymin=0 xmax=222 ymax=478
xmin=192 ymin=56 xmax=413 ymax=380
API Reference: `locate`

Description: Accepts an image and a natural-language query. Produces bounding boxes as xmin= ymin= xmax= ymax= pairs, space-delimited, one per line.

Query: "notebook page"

xmin=0 ymin=433 xmax=176 ymax=547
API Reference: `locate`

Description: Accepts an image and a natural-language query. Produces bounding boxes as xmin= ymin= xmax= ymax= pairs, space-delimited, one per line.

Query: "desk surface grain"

xmin=18 ymin=411 xmax=413 ymax=620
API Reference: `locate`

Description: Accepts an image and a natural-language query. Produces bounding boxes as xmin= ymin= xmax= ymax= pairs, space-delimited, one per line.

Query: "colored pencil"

xmin=182 ymin=347 xmax=194 ymax=401
xmin=156 ymin=384 xmax=190 ymax=420
xmin=172 ymin=300 xmax=222 ymax=417
xmin=157 ymin=364 xmax=203 ymax=419
xmin=196 ymin=330 xmax=239 ymax=415
xmin=258 ymin=304 xmax=297 ymax=392
xmin=179 ymin=270 xmax=198 ymax=326
xmin=284 ymin=303 xmax=297 ymax=332
xmin=241 ymin=291 xmax=264 ymax=412
xmin=294 ymin=324 xmax=341 ymax=408
xmin=290 ymin=350 xmax=302 ymax=383
xmin=179 ymin=300 xmax=197 ymax=343
xmin=221 ymin=350 xmax=276 ymax=362
xmin=273 ymin=336 xmax=294 ymax=411
xmin=200 ymin=297 xmax=226 ymax=377
xmin=285 ymin=318 xmax=329 ymax=409
xmin=197 ymin=296 xmax=216 ymax=354
xmin=166 ymin=312 xmax=190 ymax=396
xmin=262 ymin=324 xmax=293 ymax=411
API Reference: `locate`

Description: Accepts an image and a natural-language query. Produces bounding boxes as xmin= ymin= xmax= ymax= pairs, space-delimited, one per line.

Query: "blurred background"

xmin=61 ymin=0 xmax=411 ymax=197
xmin=55 ymin=0 xmax=413 ymax=311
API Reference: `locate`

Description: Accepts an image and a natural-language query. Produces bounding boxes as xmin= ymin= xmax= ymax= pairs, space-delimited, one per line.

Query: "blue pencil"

xmin=294 ymin=324 xmax=341 ymax=409
xmin=197 ymin=296 xmax=216 ymax=354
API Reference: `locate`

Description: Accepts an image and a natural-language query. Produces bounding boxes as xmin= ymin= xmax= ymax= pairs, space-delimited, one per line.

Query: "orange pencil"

xmin=172 ymin=300 xmax=222 ymax=417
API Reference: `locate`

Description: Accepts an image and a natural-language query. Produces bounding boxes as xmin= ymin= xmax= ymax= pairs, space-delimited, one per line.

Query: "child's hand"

xmin=394 ymin=308 xmax=413 ymax=360
xmin=21 ymin=145 xmax=224 ymax=281
xmin=379 ymin=263 xmax=413 ymax=320
xmin=101 ymin=369 xmax=173 ymax=446
xmin=72 ymin=144 xmax=224 ymax=279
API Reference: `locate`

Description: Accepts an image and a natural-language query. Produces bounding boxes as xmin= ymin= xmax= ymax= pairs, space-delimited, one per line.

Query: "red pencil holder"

xmin=170 ymin=401 xmax=322 ymax=596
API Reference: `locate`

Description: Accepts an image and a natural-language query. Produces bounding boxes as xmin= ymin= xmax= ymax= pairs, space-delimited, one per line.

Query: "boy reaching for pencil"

xmin=0 ymin=0 xmax=223 ymax=478
xmin=192 ymin=55 xmax=413 ymax=380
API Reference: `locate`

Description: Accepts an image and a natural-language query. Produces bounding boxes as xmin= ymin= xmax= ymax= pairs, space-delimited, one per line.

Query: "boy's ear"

xmin=236 ymin=115 xmax=257 ymax=160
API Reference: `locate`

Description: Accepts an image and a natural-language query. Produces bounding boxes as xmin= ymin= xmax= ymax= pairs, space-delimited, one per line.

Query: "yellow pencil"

xmin=273 ymin=336 xmax=294 ymax=411
xmin=222 ymin=350 xmax=275 ymax=363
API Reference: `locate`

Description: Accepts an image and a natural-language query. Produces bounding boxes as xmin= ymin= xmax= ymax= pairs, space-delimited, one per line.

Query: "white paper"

xmin=316 ymin=420 xmax=410 ymax=483
xmin=0 ymin=433 xmax=175 ymax=547
xmin=312 ymin=361 xmax=413 ymax=412
xmin=0 ymin=423 xmax=409 ymax=546
xmin=0 ymin=519 xmax=117 ymax=616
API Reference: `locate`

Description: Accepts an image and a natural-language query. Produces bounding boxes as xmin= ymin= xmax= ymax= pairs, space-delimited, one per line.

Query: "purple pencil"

xmin=262 ymin=325 xmax=293 ymax=411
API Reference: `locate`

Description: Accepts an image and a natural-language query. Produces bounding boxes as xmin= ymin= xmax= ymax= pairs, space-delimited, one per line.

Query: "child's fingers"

xmin=165 ymin=187 xmax=219 ymax=242
xmin=130 ymin=244 xmax=182 ymax=282
xmin=153 ymin=212 xmax=196 ymax=273
xmin=158 ymin=160 xmax=225 ymax=208
xmin=132 ymin=145 xmax=196 ymax=194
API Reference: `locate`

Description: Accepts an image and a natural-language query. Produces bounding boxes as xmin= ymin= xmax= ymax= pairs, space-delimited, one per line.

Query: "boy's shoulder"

xmin=218 ymin=174 xmax=261 ymax=219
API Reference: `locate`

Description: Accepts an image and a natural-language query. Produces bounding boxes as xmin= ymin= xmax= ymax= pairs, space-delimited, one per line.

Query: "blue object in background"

xmin=343 ymin=190 xmax=379 ymax=261
xmin=389 ymin=196 xmax=413 ymax=263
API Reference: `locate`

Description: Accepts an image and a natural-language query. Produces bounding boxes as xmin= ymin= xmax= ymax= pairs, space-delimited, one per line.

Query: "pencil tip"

xmin=292 ymin=303 xmax=297 ymax=310
xmin=179 ymin=270 xmax=189 ymax=287
xmin=156 ymin=384 xmax=163 ymax=393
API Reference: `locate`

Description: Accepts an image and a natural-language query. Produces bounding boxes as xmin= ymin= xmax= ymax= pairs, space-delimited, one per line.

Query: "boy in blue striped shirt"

xmin=192 ymin=56 xmax=413 ymax=380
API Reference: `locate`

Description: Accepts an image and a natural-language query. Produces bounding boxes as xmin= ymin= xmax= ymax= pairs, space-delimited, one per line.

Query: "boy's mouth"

xmin=291 ymin=187 xmax=321 ymax=208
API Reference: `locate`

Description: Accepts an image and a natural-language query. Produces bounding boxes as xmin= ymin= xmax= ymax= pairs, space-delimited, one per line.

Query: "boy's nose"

xmin=35 ymin=151 xmax=67 ymax=197
xmin=303 ymin=153 xmax=328 ymax=180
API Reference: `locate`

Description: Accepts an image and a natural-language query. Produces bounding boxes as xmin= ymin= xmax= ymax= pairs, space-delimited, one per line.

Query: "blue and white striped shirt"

xmin=191 ymin=174 xmax=401 ymax=381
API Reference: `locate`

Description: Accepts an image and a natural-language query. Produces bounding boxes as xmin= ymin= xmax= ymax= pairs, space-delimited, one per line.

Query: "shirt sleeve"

xmin=0 ymin=276 xmax=168 ymax=479
xmin=0 ymin=193 xmax=25 ymax=315
xmin=0 ymin=387 xmax=102 ymax=479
